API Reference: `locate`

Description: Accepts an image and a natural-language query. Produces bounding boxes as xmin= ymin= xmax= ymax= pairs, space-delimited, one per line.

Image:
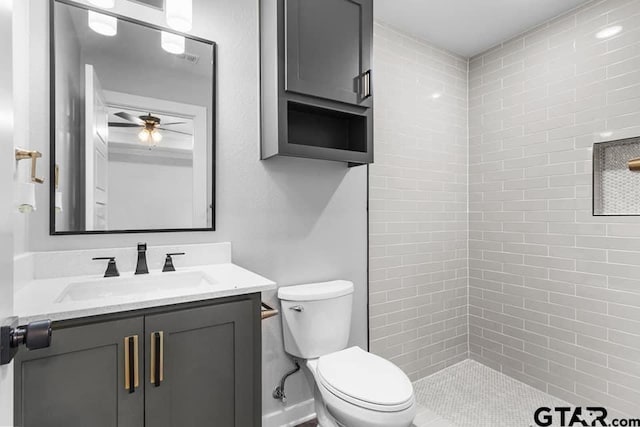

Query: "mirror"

xmin=51 ymin=0 xmax=215 ymax=234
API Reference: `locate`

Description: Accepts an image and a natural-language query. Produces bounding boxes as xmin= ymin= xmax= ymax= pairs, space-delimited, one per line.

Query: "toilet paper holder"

xmin=15 ymin=148 xmax=45 ymax=184
xmin=1 ymin=317 xmax=52 ymax=365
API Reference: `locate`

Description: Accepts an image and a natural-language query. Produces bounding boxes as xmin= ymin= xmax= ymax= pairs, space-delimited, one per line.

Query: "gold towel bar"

xmin=15 ymin=148 xmax=44 ymax=184
xmin=261 ymin=302 xmax=279 ymax=320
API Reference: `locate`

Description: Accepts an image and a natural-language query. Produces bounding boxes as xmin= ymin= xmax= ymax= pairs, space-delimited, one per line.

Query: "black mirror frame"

xmin=49 ymin=0 xmax=216 ymax=235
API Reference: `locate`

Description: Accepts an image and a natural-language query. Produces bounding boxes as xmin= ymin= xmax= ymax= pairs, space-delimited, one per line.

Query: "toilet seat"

xmin=316 ymin=347 xmax=414 ymax=413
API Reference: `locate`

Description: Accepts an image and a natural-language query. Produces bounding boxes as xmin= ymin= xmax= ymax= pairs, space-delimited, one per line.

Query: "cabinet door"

xmin=144 ymin=299 xmax=259 ymax=427
xmin=15 ymin=317 xmax=144 ymax=427
xmin=285 ymin=0 xmax=373 ymax=107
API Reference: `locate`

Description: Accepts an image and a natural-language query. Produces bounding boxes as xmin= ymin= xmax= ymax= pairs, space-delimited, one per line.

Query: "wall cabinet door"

xmin=15 ymin=317 xmax=144 ymax=427
xmin=143 ymin=299 xmax=259 ymax=427
xmin=285 ymin=0 xmax=373 ymax=107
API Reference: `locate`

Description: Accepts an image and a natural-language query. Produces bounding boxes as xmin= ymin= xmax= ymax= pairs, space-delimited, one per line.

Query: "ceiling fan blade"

xmin=108 ymin=122 xmax=141 ymax=128
xmin=114 ymin=111 xmax=144 ymax=124
xmin=162 ymin=122 xmax=188 ymax=126
xmin=158 ymin=127 xmax=194 ymax=136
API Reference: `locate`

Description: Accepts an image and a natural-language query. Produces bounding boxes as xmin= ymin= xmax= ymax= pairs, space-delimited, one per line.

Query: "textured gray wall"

xmin=469 ymin=0 xmax=640 ymax=418
xmin=15 ymin=0 xmax=368 ymax=421
xmin=369 ymin=22 xmax=469 ymax=381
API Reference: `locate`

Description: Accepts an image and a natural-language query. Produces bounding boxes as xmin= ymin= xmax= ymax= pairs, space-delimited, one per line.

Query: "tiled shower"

xmin=371 ymin=0 xmax=640 ymax=421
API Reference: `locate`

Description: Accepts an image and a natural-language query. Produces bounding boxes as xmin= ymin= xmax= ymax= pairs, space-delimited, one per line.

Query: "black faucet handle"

xmin=135 ymin=243 xmax=149 ymax=275
xmin=162 ymin=253 xmax=185 ymax=272
xmin=92 ymin=257 xmax=120 ymax=278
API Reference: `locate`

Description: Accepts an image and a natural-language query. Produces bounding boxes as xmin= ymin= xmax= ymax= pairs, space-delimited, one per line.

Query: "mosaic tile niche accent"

xmin=593 ymin=137 xmax=640 ymax=215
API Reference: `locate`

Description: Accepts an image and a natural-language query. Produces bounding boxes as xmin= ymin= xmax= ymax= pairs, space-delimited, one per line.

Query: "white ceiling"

xmin=374 ymin=0 xmax=593 ymax=58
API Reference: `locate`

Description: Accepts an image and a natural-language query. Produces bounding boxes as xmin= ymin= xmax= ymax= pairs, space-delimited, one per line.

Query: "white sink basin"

xmin=56 ymin=271 xmax=217 ymax=303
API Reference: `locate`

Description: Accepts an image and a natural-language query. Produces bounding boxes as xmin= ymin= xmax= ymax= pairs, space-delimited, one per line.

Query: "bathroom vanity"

xmin=12 ymin=243 xmax=275 ymax=427
xmin=15 ymin=296 xmax=260 ymax=427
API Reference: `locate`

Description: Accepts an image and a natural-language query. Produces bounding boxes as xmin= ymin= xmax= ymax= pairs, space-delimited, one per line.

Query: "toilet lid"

xmin=317 ymin=347 xmax=414 ymax=412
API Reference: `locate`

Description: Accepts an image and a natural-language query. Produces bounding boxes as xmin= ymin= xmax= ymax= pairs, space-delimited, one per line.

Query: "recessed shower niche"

xmin=593 ymin=136 xmax=640 ymax=216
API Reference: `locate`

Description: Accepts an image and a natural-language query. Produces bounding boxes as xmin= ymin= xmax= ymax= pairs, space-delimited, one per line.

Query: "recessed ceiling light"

xmin=431 ymin=93 xmax=442 ymax=99
xmin=596 ymin=26 xmax=623 ymax=39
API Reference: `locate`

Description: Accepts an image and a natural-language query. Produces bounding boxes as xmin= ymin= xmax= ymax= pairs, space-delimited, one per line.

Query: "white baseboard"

xmin=262 ymin=398 xmax=315 ymax=427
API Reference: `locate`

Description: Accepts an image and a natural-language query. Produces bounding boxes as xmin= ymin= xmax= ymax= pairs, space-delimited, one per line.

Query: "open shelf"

xmin=287 ymin=101 xmax=367 ymax=153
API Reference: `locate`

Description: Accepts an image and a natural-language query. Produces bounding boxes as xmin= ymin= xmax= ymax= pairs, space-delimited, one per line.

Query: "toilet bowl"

xmin=278 ymin=280 xmax=416 ymax=427
xmin=306 ymin=347 xmax=416 ymax=427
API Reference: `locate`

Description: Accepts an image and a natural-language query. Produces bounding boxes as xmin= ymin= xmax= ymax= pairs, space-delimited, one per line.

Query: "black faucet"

xmin=162 ymin=252 xmax=185 ymax=272
xmin=93 ymin=257 xmax=120 ymax=278
xmin=135 ymin=243 xmax=149 ymax=275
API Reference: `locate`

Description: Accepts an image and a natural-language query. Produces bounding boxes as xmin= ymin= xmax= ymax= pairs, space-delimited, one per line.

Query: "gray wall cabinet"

xmin=285 ymin=0 xmax=373 ymax=108
xmin=261 ymin=0 xmax=374 ymax=165
xmin=14 ymin=295 xmax=261 ymax=427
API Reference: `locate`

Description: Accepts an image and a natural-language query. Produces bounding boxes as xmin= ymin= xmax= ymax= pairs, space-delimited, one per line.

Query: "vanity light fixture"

xmin=165 ymin=0 xmax=192 ymax=32
xmin=596 ymin=25 xmax=622 ymax=39
xmin=88 ymin=10 xmax=117 ymax=36
xmin=87 ymin=0 xmax=115 ymax=9
xmin=161 ymin=31 xmax=185 ymax=55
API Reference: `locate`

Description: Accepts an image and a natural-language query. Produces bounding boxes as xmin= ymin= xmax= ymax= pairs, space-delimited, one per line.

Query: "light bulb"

xmin=166 ymin=0 xmax=192 ymax=32
xmin=151 ymin=130 xmax=163 ymax=143
xmin=161 ymin=31 xmax=185 ymax=55
xmin=88 ymin=10 xmax=117 ymax=36
xmin=88 ymin=0 xmax=115 ymax=9
xmin=138 ymin=129 xmax=150 ymax=143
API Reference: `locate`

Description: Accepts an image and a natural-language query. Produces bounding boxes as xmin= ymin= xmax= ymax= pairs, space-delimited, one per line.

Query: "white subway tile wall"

xmin=369 ymin=23 xmax=469 ymax=380
xmin=469 ymin=0 xmax=640 ymax=418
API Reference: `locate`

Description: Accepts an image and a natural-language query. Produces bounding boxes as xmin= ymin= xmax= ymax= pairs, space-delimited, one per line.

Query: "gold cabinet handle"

xmin=124 ymin=335 xmax=139 ymax=393
xmin=150 ymin=331 xmax=164 ymax=386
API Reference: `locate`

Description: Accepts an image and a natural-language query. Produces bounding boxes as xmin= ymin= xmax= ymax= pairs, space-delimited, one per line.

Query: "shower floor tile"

xmin=412 ymin=359 xmax=568 ymax=427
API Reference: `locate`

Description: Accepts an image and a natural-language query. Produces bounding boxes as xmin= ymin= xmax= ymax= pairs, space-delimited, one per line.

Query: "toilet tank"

xmin=278 ymin=280 xmax=354 ymax=359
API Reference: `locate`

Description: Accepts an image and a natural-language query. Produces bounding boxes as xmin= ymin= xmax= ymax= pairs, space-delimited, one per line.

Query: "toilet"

xmin=278 ymin=280 xmax=416 ymax=427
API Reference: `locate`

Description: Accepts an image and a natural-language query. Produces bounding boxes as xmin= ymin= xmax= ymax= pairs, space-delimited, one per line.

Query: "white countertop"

xmin=15 ymin=263 xmax=276 ymax=324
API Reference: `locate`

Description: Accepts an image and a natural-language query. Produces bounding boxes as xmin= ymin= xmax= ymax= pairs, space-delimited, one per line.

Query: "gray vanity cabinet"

xmin=14 ymin=317 xmax=145 ymax=427
xmin=285 ymin=0 xmax=373 ymax=108
xmin=14 ymin=295 xmax=261 ymax=427
xmin=144 ymin=300 xmax=259 ymax=427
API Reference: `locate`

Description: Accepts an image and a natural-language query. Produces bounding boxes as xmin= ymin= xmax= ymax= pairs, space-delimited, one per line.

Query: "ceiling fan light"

xmin=138 ymin=129 xmax=150 ymax=143
xmin=161 ymin=31 xmax=185 ymax=55
xmin=151 ymin=129 xmax=163 ymax=143
xmin=88 ymin=0 xmax=115 ymax=9
xmin=88 ymin=10 xmax=117 ymax=36
xmin=166 ymin=0 xmax=192 ymax=32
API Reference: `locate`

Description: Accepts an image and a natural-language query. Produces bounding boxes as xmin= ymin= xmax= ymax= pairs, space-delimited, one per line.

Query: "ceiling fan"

xmin=108 ymin=111 xmax=191 ymax=145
